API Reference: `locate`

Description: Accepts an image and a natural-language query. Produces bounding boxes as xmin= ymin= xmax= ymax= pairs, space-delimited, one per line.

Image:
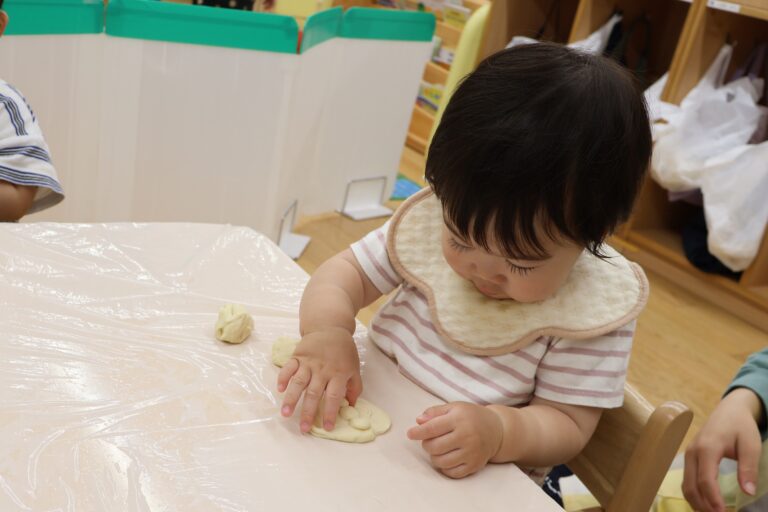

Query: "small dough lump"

xmin=270 ymin=337 xmax=391 ymax=443
xmin=215 ymin=304 xmax=253 ymax=344
xmin=271 ymin=336 xmax=300 ymax=367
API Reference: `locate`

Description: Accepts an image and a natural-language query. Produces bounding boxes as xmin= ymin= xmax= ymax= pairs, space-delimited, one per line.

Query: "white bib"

xmin=387 ymin=188 xmax=648 ymax=356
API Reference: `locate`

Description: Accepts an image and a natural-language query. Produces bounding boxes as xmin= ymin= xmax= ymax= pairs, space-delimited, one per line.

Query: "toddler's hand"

xmin=407 ymin=402 xmax=504 ymax=479
xmin=683 ymin=388 xmax=763 ymax=512
xmin=277 ymin=327 xmax=362 ymax=433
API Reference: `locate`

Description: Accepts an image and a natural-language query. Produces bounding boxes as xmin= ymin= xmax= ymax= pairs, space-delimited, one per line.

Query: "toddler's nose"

xmin=470 ymin=263 xmax=507 ymax=284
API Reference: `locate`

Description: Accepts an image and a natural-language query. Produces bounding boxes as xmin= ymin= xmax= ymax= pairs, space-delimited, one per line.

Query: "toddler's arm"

xmin=488 ymin=397 xmax=602 ymax=466
xmin=277 ymin=248 xmax=383 ymax=432
xmin=407 ymin=398 xmax=601 ymax=478
xmin=683 ymin=348 xmax=768 ymax=512
xmin=0 ymin=182 xmax=37 ymax=221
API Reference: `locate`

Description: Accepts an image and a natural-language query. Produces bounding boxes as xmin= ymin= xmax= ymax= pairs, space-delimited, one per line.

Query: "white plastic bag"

xmin=644 ymin=72 xmax=681 ymax=141
xmin=507 ymin=13 xmax=621 ymax=55
xmin=700 ymin=141 xmax=768 ymax=272
xmin=650 ymin=43 xmax=768 ymax=271
xmin=651 ymin=44 xmax=764 ymax=192
xmin=568 ymin=13 xmax=622 ymax=55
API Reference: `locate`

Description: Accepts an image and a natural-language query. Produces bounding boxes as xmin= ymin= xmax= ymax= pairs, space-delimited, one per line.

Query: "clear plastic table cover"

xmin=0 ymin=223 xmax=563 ymax=512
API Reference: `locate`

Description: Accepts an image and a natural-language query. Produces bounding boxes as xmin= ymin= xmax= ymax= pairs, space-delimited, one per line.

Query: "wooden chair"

xmin=568 ymin=384 xmax=693 ymax=512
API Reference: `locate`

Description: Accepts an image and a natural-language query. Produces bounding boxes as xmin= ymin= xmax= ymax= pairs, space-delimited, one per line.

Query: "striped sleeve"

xmin=0 ymin=81 xmax=64 ymax=214
xmin=350 ymin=222 xmax=403 ymax=294
xmin=534 ymin=320 xmax=635 ymax=408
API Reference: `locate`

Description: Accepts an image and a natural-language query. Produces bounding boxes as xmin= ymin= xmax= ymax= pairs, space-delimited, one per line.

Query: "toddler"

xmin=278 ymin=42 xmax=652 ymax=481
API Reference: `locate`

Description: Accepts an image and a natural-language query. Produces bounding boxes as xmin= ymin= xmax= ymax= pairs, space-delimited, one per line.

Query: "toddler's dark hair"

xmin=426 ymin=42 xmax=652 ymax=260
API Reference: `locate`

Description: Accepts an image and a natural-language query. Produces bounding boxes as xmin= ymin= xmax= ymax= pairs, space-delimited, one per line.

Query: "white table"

xmin=0 ymin=223 xmax=563 ymax=511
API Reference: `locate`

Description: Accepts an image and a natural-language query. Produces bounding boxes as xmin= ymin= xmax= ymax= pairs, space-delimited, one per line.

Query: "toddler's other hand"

xmin=683 ymin=388 xmax=763 ymax=512
xmin=407 ymin=402 xmax=504 ymax=479
xmin=277 ymin=327 xmax=362 ymax=434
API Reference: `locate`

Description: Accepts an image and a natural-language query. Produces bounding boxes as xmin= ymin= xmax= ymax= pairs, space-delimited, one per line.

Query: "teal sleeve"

xmin=726 ymin=348 xmax=768 ymax=440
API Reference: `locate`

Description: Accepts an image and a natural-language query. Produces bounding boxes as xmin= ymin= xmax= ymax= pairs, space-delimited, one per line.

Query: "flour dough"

xmin=272 ymin=336 xmax=300 ymax=367
xmin=270 ymin=337 xmax=391 ymax=443
xmin=215 ymin=304 xmax=253 ymax=344
xmin=310 ymin=398 xmax=391 ymax=444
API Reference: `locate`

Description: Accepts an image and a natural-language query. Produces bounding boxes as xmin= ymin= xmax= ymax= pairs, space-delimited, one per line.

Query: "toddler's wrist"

xmin=727 ymin=387 xmax=764 ymax=425
xmin=485 ymin=404 xmax=512 ymax=463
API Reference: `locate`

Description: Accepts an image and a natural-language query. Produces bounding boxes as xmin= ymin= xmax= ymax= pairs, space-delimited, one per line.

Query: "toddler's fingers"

xmin=737 ymin=430 xmax=762 ymax=496
xmin=416 ymin=403 xmax=452 ymax=424
xmin=430 ymin=448 xmax=464 ymax=470
xmin=299 ymin=376 xmax=327 ymax=433
xmin=422 ymin=432 xmax=458 ymax=456
xmin=441 ymin=464 xmax=471 ymax=480
xmin=697 ymin=447 xmax=726 ymax=512
xmin=683 ymin=449 xmax=707 ymax=512
xmin=683 ymin=450 xmax=706 ymax=512
xmin=281 ymin=365 xmax=311 ymax=418
xmin=407 ymin=413 xmax=454 ymax=441
xmin=277 ymin=358 xmax=299 ymax=392
xmin=322 ymin=376 xmax=348 ymax=431
xmin=346 ymin=373 xmax=363 ymax=407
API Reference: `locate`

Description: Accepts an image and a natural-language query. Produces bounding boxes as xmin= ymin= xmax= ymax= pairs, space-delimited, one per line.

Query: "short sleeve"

xmin=0 ymin=81 xmax=64 ymax=214
xmin=350 ymin=222 xmax=403 ymax=295
xmin=726 ymin=348 xmax=768 ymax=440
xmin=534 ymin=320 xmax=635 ymax=408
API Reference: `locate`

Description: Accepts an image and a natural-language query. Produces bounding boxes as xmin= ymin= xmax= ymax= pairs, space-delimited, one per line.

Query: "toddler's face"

xmin=440 ymin=220 xmax=582 ymax=303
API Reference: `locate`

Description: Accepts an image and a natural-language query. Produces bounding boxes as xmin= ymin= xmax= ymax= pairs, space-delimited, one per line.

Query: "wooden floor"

xmin=295 ymin=146 xmax=768 ymax=449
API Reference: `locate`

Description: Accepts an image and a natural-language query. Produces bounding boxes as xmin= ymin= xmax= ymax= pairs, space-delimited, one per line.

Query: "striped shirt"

xmin=0 ymin=80 xmax=63 ymax=214
xmin=351 ymin=223 xmax=633 ymax=409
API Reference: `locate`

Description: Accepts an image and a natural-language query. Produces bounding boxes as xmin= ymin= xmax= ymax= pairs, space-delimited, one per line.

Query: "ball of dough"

xmin=339 ymin=406 xmax=358 ymax=420
xmin=271 ymin=336 xmax=300 ymax=367
xmin=215 ymin=303 xmax=253 ymax=344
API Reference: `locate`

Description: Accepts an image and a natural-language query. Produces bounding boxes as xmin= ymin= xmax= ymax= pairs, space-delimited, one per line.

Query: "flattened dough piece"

xmin=272 ymin=336 xmax=300 ymax=367
xmin=270 ymin=337 xmax=391 ymax=443
xmin=310 ymin=398 xmax=391 ymax=444
xmin=215 ymin=304 xmax=253 ymax=344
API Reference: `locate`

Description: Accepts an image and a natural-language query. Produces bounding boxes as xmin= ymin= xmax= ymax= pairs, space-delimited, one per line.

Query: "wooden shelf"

xmin=463 ymin=0 xmax=487 ymax=12
xmin=713 ymin=0 xmax=768 ymax=22
xmin=628 ymin=228 xmax=690 ymax=269
xmin=424 ymin=61 xmax=448 ymax=85
xmin=406 ymin=131 xmax=428 ymax=154
xmin=436 ymin=20 xmax=462 ymax=47
xmin=406 ymin=104 xmax=435 ymax=154
xmin=617 ymin=228 xmax=768 ymax=331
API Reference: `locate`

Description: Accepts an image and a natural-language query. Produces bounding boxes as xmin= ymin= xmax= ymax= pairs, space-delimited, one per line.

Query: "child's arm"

xmin=407 ymin=398 xmax=601 ymax=478
xmin=683 ymin=388 xmax=762 ymax=512
xmin=0 ymin=182 xmax=37 ymax=221
xmin=488 ymin=397 xmax=602 ymax=465
xmin=684 ymin=347 xmax=768 ymax=512
xmin=277 ymin=248 xmax=383 ymax=433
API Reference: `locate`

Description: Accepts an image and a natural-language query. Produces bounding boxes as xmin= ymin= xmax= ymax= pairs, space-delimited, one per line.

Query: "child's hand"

xmin=683 ymin=388 xmax=764 ymax=512
xmin=406 ymin=402 xmax=504 ymax=479
xmin=277 ymin=327 xmax=362 ymax=434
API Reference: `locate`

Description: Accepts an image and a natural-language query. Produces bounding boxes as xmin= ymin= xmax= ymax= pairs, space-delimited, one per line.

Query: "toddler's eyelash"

xmin=449 ymin=237 xmax=471 ymax=252
xmin=506 ymin=261 xmax=534 ymax=276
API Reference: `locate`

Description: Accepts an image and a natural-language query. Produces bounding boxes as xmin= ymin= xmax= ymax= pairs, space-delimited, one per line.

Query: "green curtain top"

xmin=106 ymin=0 xmax=299 ymax=53
xmin=3 ymin=0 xmax=103 ymax=35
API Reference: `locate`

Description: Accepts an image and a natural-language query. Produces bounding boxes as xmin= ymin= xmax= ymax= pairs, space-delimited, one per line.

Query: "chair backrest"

xmin=427 ymin=2 xmax=490 ymax=145
xmin=568 ymin=384 xmax=693 ymax=512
